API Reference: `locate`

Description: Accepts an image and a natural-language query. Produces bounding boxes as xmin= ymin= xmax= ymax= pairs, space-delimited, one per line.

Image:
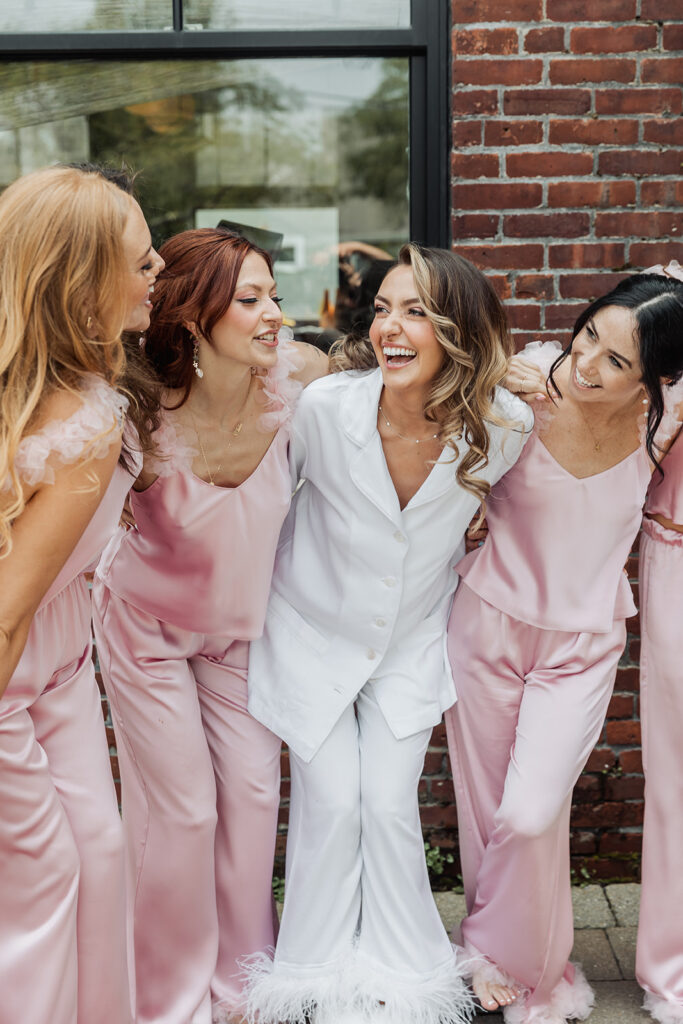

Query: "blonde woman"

xmin=244 ymin=244 xmax=533 ymax=1024
xmin=0 ymin=165 xmax=163 ymax=1024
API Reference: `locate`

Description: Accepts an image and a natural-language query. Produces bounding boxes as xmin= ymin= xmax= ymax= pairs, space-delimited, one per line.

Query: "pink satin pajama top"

xmin=456 ymin=431 xmax=651 ymax=633
xmin=96 ymin=342 xmax=301 ymax=639
xmin=646 ymin=429 xmax=683 ymax=525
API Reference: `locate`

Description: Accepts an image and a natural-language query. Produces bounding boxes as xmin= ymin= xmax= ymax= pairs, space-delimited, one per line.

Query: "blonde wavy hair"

xmin=329 ymin=242 xmax=516 ymax=504
xmin=0 ymin=165 xmax=134 ymax=555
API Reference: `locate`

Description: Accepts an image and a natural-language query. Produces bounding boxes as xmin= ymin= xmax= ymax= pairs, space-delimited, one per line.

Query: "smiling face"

xmin=120 ymin=199 xmax=165 ymax=332
xmin=568 ymin=304 xmax=645 ymax=408
xmin=204 ymin=251 xmax=283 ymax=370
xmin=369 ymin=264 xmax=444 ymax=400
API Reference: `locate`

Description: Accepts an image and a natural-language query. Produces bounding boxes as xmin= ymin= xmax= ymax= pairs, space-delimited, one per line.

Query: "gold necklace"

xmin=189 ymin=377 xmax=253 ymax=485
xmin=575 ymin=403 xmax=619 ymax=453
xmin=378 ymin=403 xmax=439 ymax=445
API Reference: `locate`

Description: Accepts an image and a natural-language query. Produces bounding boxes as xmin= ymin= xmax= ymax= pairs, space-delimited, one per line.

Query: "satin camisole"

xmin=97 ymin=428 xmax=291 ymax=639
xmin=456 ymin=430 xmax=652 ymax=633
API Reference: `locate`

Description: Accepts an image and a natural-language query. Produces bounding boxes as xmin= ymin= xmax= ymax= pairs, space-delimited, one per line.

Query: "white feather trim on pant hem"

xmin=240 ymin=946 xmax=477 ymax=1024
xmin=644 ymin=991 xmax=683 ymax=1024
xmin=351 ymin=945 xmax=477 ymax=1024
xmin=240 ymin=948 xmax=355 ymax=1024
xmin=502 ymin=963 xmax=594 ymax=1024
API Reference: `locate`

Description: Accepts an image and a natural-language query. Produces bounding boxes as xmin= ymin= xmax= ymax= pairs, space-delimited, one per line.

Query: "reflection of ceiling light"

xmin=125 ymin=96 xmax=195 ymax=134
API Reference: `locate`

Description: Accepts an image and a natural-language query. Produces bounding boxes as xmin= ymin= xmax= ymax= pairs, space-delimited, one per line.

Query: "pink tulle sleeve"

xmin=519 ymin=340 xmax=565 ymax=376
xmin=643 ymin=259 xmax=683 ymax=282
xmin=11 ymin=376 xmax=127 ymax=488
xmin=258 ymin=328 xmax=304 ymax=432
xmin=145 ymin=412 xmax=199 ymax=478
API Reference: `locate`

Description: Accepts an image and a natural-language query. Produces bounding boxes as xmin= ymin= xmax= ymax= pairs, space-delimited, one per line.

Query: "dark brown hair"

xmin=145 ymin=228 xmax=273 ymax=409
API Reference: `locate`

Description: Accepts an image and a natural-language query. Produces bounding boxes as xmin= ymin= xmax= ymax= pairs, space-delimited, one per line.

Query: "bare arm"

xmin=0 ymin=435 xmax=121 ymax=698
xmin=291 ymin=341 xmax=330 ymax=387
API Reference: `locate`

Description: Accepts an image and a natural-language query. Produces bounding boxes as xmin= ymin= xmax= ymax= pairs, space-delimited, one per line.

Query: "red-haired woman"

xmin=92 ymin=227 xmax=327 ymax=1024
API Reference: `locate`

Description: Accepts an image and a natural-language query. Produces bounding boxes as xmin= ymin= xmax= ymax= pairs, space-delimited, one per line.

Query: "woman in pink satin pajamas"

xmin=636 ymin=260 xmax=683 ymax=1024
xmin=445 ymin=272 xmax=683 ymax=1024
xmin=91 ymin=227 xmax=327 ymax=1024
xmin=0 ymin=165 xmax=164 ymax=1024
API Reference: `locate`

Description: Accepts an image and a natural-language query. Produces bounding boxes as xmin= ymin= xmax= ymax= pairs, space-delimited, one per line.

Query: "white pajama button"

xmin=374 ymin=617 xmax=386 ymax=628
xmin=366 ymin=648 xmax=377 ymax=660
xmin=382 ymin=576 xmax=397 ymax=587
xmin=393 ymin=530 xmax=406 ymax=543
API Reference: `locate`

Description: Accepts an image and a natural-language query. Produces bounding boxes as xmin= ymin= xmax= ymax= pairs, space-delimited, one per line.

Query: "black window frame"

xmin=1 ymin=0 xmax=449 ymax=247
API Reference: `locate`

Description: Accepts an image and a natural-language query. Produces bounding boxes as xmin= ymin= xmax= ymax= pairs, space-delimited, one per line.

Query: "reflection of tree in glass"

xmin=339 ymin=58 xmax=409 ymax=215
xmin=89 ymin=74 xmax=299 ymax=244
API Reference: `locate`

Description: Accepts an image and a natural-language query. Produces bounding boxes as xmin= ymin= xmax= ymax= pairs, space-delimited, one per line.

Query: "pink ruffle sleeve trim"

xmin=146 ymin=413 xmax=199 ymax=478
xmin=146 ymin=329 xmax=304 ymax=476
xmin=257 ymin=328 xmax=304 ymax=432
xmin=520 ymin=340 xmax=565 ymax=376
xmin=10 ymin=376 xmax=128 ymax=488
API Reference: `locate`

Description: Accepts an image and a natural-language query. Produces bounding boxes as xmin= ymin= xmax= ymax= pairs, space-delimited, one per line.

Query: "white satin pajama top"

xmin=247 ymin=367 xmax=533 ymax=762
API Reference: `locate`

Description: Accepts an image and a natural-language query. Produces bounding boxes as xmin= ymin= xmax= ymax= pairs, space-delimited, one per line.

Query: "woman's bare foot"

xmin=472 ymin=967 xmax=519 ymax=1011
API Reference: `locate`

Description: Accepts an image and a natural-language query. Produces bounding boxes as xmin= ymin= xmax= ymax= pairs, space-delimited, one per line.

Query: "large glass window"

xmin=0 ymin=57 xmax=409 ymax=340
xmin=183 ymin=0 xmax=410 ymax=30
xmin=1 ymin=2 xmax=448 ymax=336
xmin=0 ymin=0 xmax=173 ymax=33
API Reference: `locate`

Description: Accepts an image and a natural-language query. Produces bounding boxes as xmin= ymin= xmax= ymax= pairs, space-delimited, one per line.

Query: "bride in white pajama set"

xmin=245 ymin=243 xmax=532 ymax=1024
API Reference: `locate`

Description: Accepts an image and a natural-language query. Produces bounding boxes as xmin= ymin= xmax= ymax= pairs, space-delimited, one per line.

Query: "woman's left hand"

xmin=505 ymin=355 xmax=550 ymax=403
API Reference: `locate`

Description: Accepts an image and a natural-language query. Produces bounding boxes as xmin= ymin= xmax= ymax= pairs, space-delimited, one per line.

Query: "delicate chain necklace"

xmin=188 ymin=377 xmax=254 ymax=486
xmin=575 ymin=402 xmax=624 ymax=453
xmin=378 ymin=403 xmax=439 ymax=445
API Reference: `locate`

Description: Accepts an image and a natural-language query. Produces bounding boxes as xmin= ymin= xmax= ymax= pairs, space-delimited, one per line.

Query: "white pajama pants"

xmin=636 ymin=521 xmax=683 ymax=1024
xmin=446 ymin=584 xmax=625 ymax=1023
xmin=244 ymin=680 xmax=473 ymax=1024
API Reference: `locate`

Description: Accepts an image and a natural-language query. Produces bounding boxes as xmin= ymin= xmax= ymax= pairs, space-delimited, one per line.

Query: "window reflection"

xmin=0 ymin=0 xmax=172 ymax=32
xmin=183 ymin=0 xmax=410 ymax=30
xmin=0 ymin=58 xmax=409 ymax=341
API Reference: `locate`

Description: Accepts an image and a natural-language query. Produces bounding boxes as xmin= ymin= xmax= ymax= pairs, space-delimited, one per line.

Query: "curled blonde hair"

xmin=0 ymin=165 xmax=133 ymax=555
xmin=329 ymin=242 xmax=516 ymax=504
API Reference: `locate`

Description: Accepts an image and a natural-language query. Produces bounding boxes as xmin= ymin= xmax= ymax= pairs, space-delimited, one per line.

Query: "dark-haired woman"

xmin=244 ymin=244 xmax=532 ymax=1024
xmin=635 ymin=261 xmax=683 ymax=1024
xmin=92 ymin=227 xmax=326 ymax=1024
xmin=444 ymin=273 xmax=683 ymax=1024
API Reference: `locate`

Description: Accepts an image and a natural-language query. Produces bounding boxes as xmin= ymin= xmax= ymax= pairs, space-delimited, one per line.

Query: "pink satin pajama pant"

xmin=92 ymin=583 xmax=281 ymax=1024
xmin=636 ymin=521 xmax=683 ymax=1024
xmin=0 ymin=575 xmax=131 ymax=1024
xmin=445 ymin=583 xmax=625 ymax=1016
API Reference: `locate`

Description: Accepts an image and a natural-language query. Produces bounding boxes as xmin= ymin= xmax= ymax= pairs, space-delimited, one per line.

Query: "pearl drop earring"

xmin=192 ymin=338 xmax=204 ymax=379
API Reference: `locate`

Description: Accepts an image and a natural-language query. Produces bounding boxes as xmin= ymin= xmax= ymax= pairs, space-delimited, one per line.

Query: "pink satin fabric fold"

xmin=636 ymin=524 xmax=683 ymax=1022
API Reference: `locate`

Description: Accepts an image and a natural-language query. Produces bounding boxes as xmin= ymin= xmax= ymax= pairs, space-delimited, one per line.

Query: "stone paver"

xmin=573 ymin=885 xmax=616 ymax=929
xmin=605 ymin=882 xmax=641 ymax=926
xmin=608 ymin=924 xmax=638 ymax=980
xmin=589 ymin=980 xmax=649 ymax=1022
xmin=433 ymin=891 xmax=466 ymax=935
xmin=572 ymin=928 xmax=621 ymax=981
